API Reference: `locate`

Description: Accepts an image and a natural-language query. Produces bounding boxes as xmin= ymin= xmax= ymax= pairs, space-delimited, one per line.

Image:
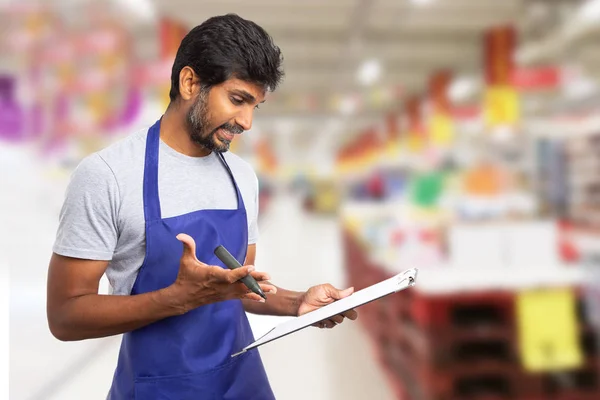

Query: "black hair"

xmin=169 ymin=13 xmax=284 ymax=101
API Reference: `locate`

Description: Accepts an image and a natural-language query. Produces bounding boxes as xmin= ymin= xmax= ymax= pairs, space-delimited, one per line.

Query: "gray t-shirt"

xmin=52 ymin=127 xmax=260 ymax=295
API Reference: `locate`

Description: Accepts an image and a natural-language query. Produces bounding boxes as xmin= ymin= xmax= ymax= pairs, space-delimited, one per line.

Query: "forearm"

xmin=242 ymin=284 xmax=303 ymax=317
xmin=49 ymin=286 xmax=183 ymax=341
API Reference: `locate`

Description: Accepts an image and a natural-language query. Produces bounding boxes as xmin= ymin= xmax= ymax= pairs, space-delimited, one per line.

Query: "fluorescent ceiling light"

xmin=579 ymin=0 xmax=600 ymax=22
xmin=111 ymin=0 xmax=156 ymax=22
xmin=357 ymin=59 xmax=381 ymax=86
xmin=411 ymin=0 xmax=435 ymax=6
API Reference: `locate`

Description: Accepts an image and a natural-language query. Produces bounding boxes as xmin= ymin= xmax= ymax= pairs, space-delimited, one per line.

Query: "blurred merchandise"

xmin=5 ymin=1 xmax=600 ymax=399
xmin=410 ymin=171 xmax=445 ymax=209
xmin=0 ymin=76 xmax=25 ymax=142
xmin=516 ymin=288 xmax=583 ymax=372
xmin=305 ymin=178 xmax=340 ymax=214
xmin=343 ymin=226 xmax=597 ymax=400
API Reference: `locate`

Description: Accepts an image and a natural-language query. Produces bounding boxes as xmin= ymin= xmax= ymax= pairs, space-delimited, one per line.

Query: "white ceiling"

xmin=14 ymin=0 xmax=590 ymax=119
xmin=3 ymin=0 xmax=597 ymax=157
xmin=97 ymin=0 xmax=597 ymax=156
xmin=155 ymin=0 xmax=521 ymax=99
xmin=124 ymin=0 xmax=590 ymax=125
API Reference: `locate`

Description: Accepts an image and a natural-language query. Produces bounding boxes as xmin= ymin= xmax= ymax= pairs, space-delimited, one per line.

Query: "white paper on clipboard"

xmin=232 ymin=268 xmax=418 ymax=357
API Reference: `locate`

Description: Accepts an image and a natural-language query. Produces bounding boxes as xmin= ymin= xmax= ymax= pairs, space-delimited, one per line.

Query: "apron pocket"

xmin=134 ymin=372 xmax=217 ymax=400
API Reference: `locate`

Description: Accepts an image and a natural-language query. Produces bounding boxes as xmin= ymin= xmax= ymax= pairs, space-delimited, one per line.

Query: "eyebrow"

xmin=230 ymin=89 xmax=265 ymax=104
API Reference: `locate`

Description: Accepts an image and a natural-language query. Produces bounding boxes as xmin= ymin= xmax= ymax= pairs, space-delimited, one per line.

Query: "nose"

xmin=235 ymin=107 xmax=253 ymax=131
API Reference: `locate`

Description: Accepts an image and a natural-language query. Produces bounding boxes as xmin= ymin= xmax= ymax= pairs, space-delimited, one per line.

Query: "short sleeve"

xmin=247 ymin=173 xmax=260 ymax=244
xmin=52 ymin=154 xmax=120 ymax=260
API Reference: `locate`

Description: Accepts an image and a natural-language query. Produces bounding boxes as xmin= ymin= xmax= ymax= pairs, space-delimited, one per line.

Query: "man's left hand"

xmin=297 ymin=284 xmax=358 ymax=329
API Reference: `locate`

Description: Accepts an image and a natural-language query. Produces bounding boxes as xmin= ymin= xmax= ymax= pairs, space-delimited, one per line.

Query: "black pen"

xmin=214 ymin=245 xmax=267 ymax=300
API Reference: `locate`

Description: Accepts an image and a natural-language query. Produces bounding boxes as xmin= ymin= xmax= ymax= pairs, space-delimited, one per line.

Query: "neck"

xmin=160 ymin=102 xmax=212 ymax=157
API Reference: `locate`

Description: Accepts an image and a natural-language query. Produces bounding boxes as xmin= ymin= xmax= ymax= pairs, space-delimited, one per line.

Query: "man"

xmin=46 ymin=14 xmax=357 ymax=400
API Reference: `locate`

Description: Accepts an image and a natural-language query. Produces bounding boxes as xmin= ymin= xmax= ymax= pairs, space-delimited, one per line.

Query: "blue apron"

xmin=108 ymin=119 xmax=275 ymax=399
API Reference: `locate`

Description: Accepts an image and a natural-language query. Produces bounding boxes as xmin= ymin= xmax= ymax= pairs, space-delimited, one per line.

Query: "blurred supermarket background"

xmin=5 ymin=0 xmax=600 ymax=399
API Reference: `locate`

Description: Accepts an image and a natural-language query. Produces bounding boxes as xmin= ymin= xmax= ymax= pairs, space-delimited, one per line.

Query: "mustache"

xmin=215 ymin=123 xmax=244 ymax=135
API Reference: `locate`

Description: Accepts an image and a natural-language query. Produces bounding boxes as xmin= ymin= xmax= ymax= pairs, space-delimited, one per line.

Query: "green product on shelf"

xmin=411 ymin=172 xmax=444 ymax=208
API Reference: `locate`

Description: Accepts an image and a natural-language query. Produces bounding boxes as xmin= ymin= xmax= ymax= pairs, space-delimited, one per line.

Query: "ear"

xmin=178 ymin=66 xmax=200 ymax=101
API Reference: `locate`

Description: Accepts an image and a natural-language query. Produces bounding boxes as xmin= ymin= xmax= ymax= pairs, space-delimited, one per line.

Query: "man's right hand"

xmin=47 ymin=234 xmax=275 ymax=341
xmin=167 ymin=233 xmax=276 ymax=313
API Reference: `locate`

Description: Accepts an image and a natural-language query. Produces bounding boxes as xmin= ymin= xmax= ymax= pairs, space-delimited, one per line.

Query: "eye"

xmin=230 ymin=96 xmax=244 ymax=105
xmin=254 ymin=104 xmax=260 ymax=110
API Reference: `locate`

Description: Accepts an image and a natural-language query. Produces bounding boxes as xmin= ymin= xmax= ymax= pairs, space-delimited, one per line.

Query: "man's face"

xmin=186 ymin=78 xmax=266 ymax=153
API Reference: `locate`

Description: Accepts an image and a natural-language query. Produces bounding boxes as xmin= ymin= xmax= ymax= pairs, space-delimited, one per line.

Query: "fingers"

xmin=208 ymin=265 xmax=254 ymax=283
xmin=315 ymin=311 xmax=358 ymax=329
xmin=323 ymin=315 xmax=344 ymax=328
xmin=215 ymin=278 xmax=277 ymax=302
xmin=209 ymin=264 xmax=270 ymax=284
xmin=209 ymin=266 xmax=276 ymax=300
xmin=236 ymin=282 xmax=276 ymax=300
xmin=317 ymin=320 xmax=337 ymax=329
xmin=225 ymin=265 xmax=256 ymax=283
xmin=342 ymin=309 xmax=358 ymax=320
xmin=243 ymin=292 xmax=266 ymax=302
xmin=250 ymin=270 xmax=271 ymax=282
xmin=176 ymin=234 xmax=199 ymax=263
xmin=259 ymin=283 xmax=277 ymax=294
xmin=328 ymin=285 xmax=354 ymax=301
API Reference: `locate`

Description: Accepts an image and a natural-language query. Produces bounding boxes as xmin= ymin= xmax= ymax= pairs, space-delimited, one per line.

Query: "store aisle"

xmin=247 ymin=192 xmax=396 ymax=400
xmin=7 ymin=147 xmax=394 ymax=399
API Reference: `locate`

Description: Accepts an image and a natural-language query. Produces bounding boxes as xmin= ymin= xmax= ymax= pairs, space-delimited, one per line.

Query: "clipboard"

xmin=232 ymin=268 xmax=418 ymax=357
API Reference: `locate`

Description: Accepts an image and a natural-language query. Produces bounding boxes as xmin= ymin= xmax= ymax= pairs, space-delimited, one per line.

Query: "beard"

xmin=185 ymin=92 xmax=243 ymax=153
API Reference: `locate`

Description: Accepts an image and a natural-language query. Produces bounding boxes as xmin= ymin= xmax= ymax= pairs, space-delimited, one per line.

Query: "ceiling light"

xmin=357 ymin=59 xmax=381 ymax=86
xmin=111 ymin=0 xmax=156 ymax=22
xmin=579 ymin=0 xmax=600 ymax=22
xmin=411 ymin=0 xmax=435 ymax=6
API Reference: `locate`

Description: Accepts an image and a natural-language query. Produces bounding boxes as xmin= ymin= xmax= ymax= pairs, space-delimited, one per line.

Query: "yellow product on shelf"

xmin=311 ymin=179 xmax=340 ymax=214
xmin=516 ymin=288 xmax=583 ymax=372
xmin=484 ymin=85 xmax=519 ymax=127
xmin=429 ymin=113 xmax=454 ymax=147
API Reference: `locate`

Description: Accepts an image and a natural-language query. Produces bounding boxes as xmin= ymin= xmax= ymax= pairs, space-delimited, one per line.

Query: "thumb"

xmin=176 ymin=233 xmax=199 ymax=262
xmin=329 ymin=286 xmax=354 ymax=300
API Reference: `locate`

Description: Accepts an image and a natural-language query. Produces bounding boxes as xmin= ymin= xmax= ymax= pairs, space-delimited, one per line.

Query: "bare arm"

xmin=241 ymin=244 xmax=304 ymax=317
xmin=47 ymin=235 xmax=274 ymax=342
xmin=46 ymin=253 xmax=184 ymax=341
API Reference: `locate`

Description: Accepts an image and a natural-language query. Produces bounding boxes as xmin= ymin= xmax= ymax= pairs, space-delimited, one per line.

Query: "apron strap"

xmin=216 ymin=152 xmax=249 ymax=263
xmin=143 ymin=119 xmax=162 ymax=222
xmin=143 ymin=119 xmax=246 ymax=222
xmin=216 ymin=152 xmax=246 ymax=211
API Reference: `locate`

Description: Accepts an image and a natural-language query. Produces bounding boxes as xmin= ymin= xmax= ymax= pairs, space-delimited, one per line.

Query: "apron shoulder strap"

xmin=143 ymin=120 xmax=162 ymax=222
xmin=217 ymin=152 xmax=245 ymax=211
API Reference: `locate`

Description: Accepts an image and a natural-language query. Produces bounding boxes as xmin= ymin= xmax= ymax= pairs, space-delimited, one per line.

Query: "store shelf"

xmin=343 ymin=228 xmax=600 ymax=400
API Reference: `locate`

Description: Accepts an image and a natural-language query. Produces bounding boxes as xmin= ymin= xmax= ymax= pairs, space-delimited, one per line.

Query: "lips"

xmin=217 ymin=129 xmax=234 ymax=142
